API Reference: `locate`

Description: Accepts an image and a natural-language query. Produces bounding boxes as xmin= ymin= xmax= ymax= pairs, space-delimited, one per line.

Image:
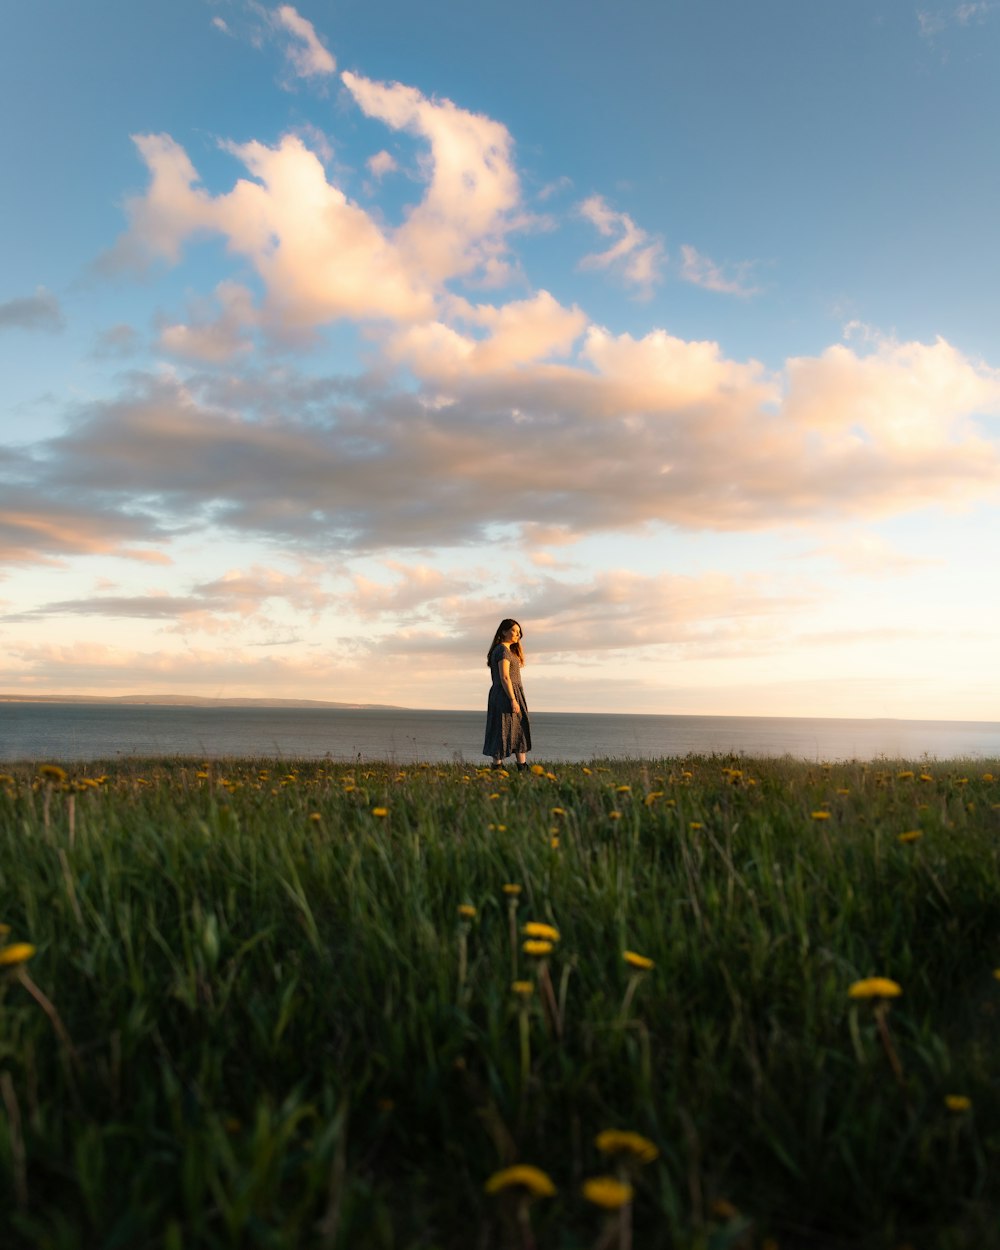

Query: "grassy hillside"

xmin=1 ymin=756 xmax=998 ymax=1249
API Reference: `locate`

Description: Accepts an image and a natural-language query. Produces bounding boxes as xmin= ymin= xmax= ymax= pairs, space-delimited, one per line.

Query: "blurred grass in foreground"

xmin=1 ymin=755 xmax=999 ymax=1249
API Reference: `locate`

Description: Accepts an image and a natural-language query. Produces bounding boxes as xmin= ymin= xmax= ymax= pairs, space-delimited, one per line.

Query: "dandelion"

xmin=484 ymin=1164 xmax=556 ymax=1198
xmin=522 ymin=922 xmax=560 ymax=942
xmin=623 ymin=950 xmax=654 ymax=971
xmin=550 ymin=836 xmax=560 ymax=849
xmin=615 ymin=784 xmax=631 ymax=794
xmin=581 ymin=766 xmax=592 ymax=775
xmin=550 ymin=806 xmax=567 ymax=816
xmin=836 ymin=787 xmax=850 ymax=795
xmin=458 ymin=904 xmax=477 ymax=919
xmin=0 ymin=944 xmax=36 ymax=967
xmin=981 ymin=773 xmax=994 ymax=782
xmin=897 ymin=830 xmax=922 ymax=843
xmin=530 ymin=764 xmax=545 ymax=776
xmin=582 ymin=1176 xmax=634 ymax=1209
xmin=489 ymin=792 xmax=501 ymax=801
xmin=920 ymin=773 xmax=933 ymax=782
xmin=644 ymin=791 xmax=664 ymax=806
xmin=38 ymin=765 xmax=67 ymax=783
xmin=371 ymin=807 xmax=389 ymax=817
xmin=811 ymin=811 xmax=830 ymax=821
xmin=544 ymin=771 xmax=557 ymax=781
xmin=523 ymin=939 xmax=553 ymax=957
xmin=512 ymin=980 xmax=534 ymax=996
xmin=595 ymin=1129 xmax=659 ymax=1164
xmin=945 ymin=1095 xmax=971 ymax=1112
xmin=503 ymin=883 xmax=522 ymax=896
xmin=896 ymin=771 xmax=914 ymax=781
xmin=848 ymin=977 xmax=902 ymax=999
xmin=309 ymin=812 xmax=322 ymax=823
xmin=689 ymin=821 xmax=703 ymax=831
xmin=608 ymin=810 xmax=622 ymax=821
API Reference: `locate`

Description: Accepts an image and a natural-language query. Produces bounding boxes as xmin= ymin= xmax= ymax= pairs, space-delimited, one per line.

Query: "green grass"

xmin=1 ymin=755 xmax=999 ymax=1249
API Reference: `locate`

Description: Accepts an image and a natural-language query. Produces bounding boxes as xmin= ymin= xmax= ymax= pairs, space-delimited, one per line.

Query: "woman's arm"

xmin=499 ymin=656 xmax=520 ymax=715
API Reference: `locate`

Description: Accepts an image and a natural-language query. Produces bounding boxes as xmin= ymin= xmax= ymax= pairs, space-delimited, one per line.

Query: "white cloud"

xmin=578 ymin=195 xmax=665 ymax=294
xmin=272 ymin=4 xmax=336 ymax=78
xmin=159 ymin=281 xmax=259 ymax=362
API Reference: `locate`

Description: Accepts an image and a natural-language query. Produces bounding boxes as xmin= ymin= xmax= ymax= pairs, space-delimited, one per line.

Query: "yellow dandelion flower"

xmin=582 ymin=1176 xmax=634 ymax=1209
xmin=848 ymin=977 xmax=902 ymax=1000
xmin=623 ymin=950 xmax=654 ymax=971
xmin=512 ymin=980 xmax=534 ymax=996
xmin=502 ymin=883 xmax=522 ymax=896
xmin=550 ymin=806 xmax=567 ymax=816
xmin=0 ymin=943 xmax=36 ymax=967
xmin=615 ymin=784 xmax=631 ymax=794
xmin=945 ymin=1094 xmax=971 ymax=1112
xmin=811 ymin=811 xmax=830 ymax=820
xmin=38 ymin=764 xmax=67 ymax=782
xmin=522 ymin=922 xmax=560 ymax=941
xmin=545 ymin=771 xmax=557 ymax=780
xmin=489 ymin=792 xmax=500 ymax=800
xmin=920 ymin=773 xmax=933 ymax=782
xmin=897 ymin=830 xmax=922 ymax=843
xmin=489 ymin=823 xmax=508 ymax=832
xmin=836 ymin=787 xmax=850 ymax=795
xmin=484 ymin=1164 xmax=556 ymax=1198
xmin=550 ymin=835 xmax=560 ymax=848
xmin=458 ymin=904 xmax=477 ymax=919
xmin=608 ymin=810 xmax=622 ymax=821
xmin=689 ymin=821 xmax=703 ymax=831
xmin=595 ymin=1129 xmax=659 ymax=1163
xmin=981 ymin=773 xmax=994 ymax=782
xmin=371 ymin=807 xmax=389 ymax=817
xmin=0 ymin=774 xmax=15 ymax=785
xmin=530 ymin=764 xmax=545 ymax=776
xmin=896 ymin=771 xmax=914 ymax=781
xmin=644 ymin=791 xmax=664 ymax=806
xmin=523 ymin=939 xmax=553 ymax=957
xmin=309 ymin=812 xmax=322 ymax=823
xmin=582 ymin=766 xmax=592 ymax=775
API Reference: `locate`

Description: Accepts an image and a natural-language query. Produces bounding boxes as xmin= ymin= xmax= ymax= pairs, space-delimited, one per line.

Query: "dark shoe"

xmin=517 ymin=762 xmax=528 ymax=772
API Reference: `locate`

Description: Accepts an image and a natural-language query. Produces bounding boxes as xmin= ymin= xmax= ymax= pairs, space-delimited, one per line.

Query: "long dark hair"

xmin=487 ymin=619 xmax=525 ymax=667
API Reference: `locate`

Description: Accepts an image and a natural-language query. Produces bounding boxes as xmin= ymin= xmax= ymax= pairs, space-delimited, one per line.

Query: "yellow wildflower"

xmin=523 ymin=939 xmax=553 ymax=957
xmin=981 ymin=773 xmax=994 ymax=782
xmin=920 ymin=773 xmax=933 ymax=782
xmin=550 ymin=806 xmax=567 ymax=817
xmin=623 ymin=950 xmax=654 ymax=971
xmin=644 ymin=791 xmax=664 ymax=805
xmin=896 ymin=771 xmax=914 ymax=781
xmin=581 ymin=766 xmax=592 ymax=775
xmin=550 ymin=836 xmax=560 ymax=849
xmin=848 ymin=977 xmax=902 ymax=1000
xmin=595 ymin=1129 xmax=659 ymax=1163
xmin=458 ymin=904 xmax=477 ymax=919
xmin=615 ymin=784 xmax=631 ymax=794
xmin=502 ymin=883 xmax=522 ymax=896
xmin=811 ymin=811 xmax=830 ymax=820
xmin=582 ymin=1176 xmax=634 ymax=1209
xmin=608 ymin=810 xmax=622 ymax=821
xmin=530 ymin=764 xmax=545 ymax=776
xmin=38 ymin=764 xmax=67 ymax=783
xmin=371 ymin=807 xmax=389 ymax=817
xmin=836 ymin=787 xmax=850 ymax=795
xmin=309 ymin=812 xmax=322 ymax=823
xmin=484 ymin=1164 xmax=556 ymax=1198
xmin=945 ymin=1094 xmax=971 ymax=1112
xmin=0 ymin=943 xmax=36 ymax=967
xmin=522 ymin=922 xmax=560 ymax=942
xmin=512 ymin=980 xmax=534 ymax=996
xmin=689 ymin=821 xmax=703 ymax=831
xmin=897 ymin=830 xmax=922 ymax=843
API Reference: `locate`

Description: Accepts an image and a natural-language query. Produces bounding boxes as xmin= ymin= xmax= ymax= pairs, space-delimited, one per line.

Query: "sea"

xmin=1 ymin=702 xmax=999 ymax=764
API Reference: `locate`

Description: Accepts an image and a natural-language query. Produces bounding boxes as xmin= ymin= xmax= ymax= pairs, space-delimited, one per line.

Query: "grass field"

xmin=1 ymin=755 xmax=999 ymax=1250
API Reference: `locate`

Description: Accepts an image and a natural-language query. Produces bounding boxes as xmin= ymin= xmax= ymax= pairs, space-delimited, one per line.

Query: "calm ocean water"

xmin=1 ymin=702 xmax=999 ymax=764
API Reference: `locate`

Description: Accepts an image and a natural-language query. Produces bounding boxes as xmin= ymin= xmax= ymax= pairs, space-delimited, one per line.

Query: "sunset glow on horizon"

xmin=2 ymin=2 xmax=999 ymax=719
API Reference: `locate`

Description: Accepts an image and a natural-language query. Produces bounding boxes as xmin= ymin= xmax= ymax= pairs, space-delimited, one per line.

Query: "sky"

xmin=2 ymin=0 xmax=1000 ymax=719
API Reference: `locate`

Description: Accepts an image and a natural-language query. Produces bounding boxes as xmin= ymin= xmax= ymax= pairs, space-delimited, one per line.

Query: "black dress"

xmin=483 ymin=643 xmax=532 ymax=758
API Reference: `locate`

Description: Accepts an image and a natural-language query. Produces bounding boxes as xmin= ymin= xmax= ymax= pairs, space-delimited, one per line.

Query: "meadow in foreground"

xmin=1 ymin=755 xmax=999 ymax=1250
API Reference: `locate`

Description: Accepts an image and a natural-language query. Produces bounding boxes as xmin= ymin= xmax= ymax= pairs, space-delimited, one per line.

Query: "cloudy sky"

xmin=2 ymin=1 xmax=999 ymax=718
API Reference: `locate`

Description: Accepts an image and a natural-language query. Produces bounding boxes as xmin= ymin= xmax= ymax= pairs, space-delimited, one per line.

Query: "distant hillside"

xmin=0 ymin=694 xmax=406 ymax=710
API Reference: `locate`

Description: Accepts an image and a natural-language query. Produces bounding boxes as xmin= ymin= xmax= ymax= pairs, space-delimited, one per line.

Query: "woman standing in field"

xmin=483 ymin=619 xmax=531 ymax=770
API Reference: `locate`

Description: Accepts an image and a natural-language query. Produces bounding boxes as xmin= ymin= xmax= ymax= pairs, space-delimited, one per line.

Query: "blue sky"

xmin=2 ymin=0 xmax=999 ymax=717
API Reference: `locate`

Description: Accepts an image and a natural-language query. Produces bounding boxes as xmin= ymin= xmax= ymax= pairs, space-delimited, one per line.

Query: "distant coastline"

xmin=0 ymin=694 xmax=405 ymax=710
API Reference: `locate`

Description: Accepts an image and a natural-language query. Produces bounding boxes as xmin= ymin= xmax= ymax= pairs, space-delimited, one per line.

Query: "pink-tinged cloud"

xmin=679 ymin=244 xmax=759 ymax=297
xmin=342 ymin=70 xmax=521 ymax=285
xmin=578 ymin=195 xmax=665 ymax=294
xmin=273 ymin=5 xmax=336 ymax=78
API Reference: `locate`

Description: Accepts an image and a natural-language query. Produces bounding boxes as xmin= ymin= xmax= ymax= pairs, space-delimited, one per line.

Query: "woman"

xmin=483 ymin=618 xmax=532 ymax=769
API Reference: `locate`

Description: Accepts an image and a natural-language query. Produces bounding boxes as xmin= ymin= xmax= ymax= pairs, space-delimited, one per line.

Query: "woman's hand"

xmin=511 ymin=701 xmax=521 ymax=716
